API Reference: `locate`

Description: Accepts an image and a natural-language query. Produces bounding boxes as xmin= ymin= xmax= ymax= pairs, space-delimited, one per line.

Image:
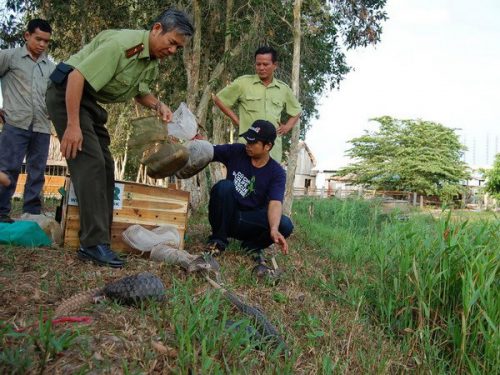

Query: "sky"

xmin=306 ymin=0 xmax=500 ymax=171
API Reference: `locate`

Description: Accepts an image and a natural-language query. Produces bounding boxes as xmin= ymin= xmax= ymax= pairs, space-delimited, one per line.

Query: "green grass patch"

xmin=293 ymin=197 xmax=499 ymax=373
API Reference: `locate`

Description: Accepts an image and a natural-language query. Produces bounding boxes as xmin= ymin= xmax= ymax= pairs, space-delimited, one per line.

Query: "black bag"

xmin=49 ymin=62 xmax=74 ymax=84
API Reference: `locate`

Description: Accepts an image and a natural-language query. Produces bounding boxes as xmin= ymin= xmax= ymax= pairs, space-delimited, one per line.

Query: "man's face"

xmin=245 ymin=140 xmax=270 ymax=158
xmin=255 ymin=53 xmax=277 ymax=81
xmin=25 ymin=28 xmax=51 ymax=59
xmin=149 ymin=24 xmax=187 ymax=59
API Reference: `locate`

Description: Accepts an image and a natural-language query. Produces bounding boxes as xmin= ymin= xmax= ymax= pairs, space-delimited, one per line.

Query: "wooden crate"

xmin=14 ymin=174 xmax=66 ymax=198
xmin=61 ymin=178 xmax=189 ymax=252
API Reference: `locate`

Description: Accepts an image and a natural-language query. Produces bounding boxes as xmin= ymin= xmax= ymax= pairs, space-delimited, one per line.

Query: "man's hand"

xmin=277 ymin=114 xmax=300 ymax=135
xmin=60 ymin=125 xmax=83 ymax=159
xmin=134 ymin=95 xmax=173 ymax=123
xmin=0 ymin=171 xmax=10 ymax=187
xmin=270 ymin=228 xmax=289 ymax=255
xmin=277 ymin=122 xmax=294 ymax=135
xmin=157 ymin=102 xmax=173 ymax=123
xmin=211 ymin=93 xmax=240 ymax=126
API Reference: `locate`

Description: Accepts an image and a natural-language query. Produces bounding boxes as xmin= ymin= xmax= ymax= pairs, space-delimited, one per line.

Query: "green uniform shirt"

xmin=216 ymin=74 xmax=301 ymax=162
xmin=66 ymin=29 xmax=158 ymax=103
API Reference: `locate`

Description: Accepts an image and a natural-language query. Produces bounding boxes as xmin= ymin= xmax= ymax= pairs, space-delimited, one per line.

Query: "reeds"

xmin=294 ymin=197 xmax=499 ymax=373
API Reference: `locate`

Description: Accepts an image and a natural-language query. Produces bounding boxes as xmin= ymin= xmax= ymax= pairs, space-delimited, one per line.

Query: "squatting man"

xmin=205 ymin=119 xmax=294 ymax=272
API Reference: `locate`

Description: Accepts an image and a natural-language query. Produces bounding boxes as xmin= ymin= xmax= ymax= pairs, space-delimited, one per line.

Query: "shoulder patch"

xmin=125 ymin=43 xmax=144 ymax=58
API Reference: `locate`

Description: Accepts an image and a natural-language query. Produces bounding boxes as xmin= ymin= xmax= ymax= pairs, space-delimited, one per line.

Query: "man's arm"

xmin=0 ymin=49 xmax=13 ymax=77
xmin=212 ymin=93 xmax=239 ymax=126
xmin=60 ymin=69 xmax=85 ymax=159
xmin=0 ymin=50 xmax=12 ymax=123
xmin=135 ymin=94 xmax=173 ymax=123
xmin=277 ymin=113 xmax=300 ymax=135
xmin=268 ymin=200 xmax=288 ymax=255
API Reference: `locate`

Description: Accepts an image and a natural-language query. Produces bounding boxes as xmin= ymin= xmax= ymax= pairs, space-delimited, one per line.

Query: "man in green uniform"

xmin=212 ymin=46 xmax=301 ymax=162
xmin=46 ymin=9 xmax=194 ymax=268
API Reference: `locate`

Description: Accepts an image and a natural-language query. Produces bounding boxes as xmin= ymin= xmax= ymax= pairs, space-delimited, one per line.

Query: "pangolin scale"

xmin=55 ymin=272 xmax=166 ymax=317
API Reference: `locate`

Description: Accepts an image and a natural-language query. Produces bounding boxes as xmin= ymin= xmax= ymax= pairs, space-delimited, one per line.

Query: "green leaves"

xmin=340 ymin=117 xmax=470 ymax=199
xmin=483 ymin=153 xmax=500 ymax=199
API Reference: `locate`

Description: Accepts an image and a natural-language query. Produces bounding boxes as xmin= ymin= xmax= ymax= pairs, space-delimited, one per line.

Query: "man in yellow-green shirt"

xmin=46 ymin=9 xmax=194 ymax=268
xmin=213 ymin=46 xmax=301 ymax=162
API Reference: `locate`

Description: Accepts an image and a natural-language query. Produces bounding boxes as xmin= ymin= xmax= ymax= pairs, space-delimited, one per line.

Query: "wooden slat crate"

xmin=61 ymin=178 xmax=189 ymax=252
xmin=14 ymin=174 xmax=66 ymax=198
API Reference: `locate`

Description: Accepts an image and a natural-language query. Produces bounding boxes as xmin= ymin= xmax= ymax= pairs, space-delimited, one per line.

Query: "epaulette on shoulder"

xmin=125 ymin=43 xmax=144 ymax=58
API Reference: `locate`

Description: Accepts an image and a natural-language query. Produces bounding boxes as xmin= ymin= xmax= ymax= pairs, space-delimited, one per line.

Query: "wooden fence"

xmin=14 ymin=174 xmax=66 ymax=198
xmin=292 ymin=187 xmax=496 ymax=209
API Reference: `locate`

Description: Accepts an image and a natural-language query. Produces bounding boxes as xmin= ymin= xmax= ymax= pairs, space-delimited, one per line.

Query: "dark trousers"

xmin=208 ymin=179 xmax=294 ymax=253
xmin=0 ymin=123 xmax=50 ymax=215
xmin=46 ymin=82 xmax=114 ymax=247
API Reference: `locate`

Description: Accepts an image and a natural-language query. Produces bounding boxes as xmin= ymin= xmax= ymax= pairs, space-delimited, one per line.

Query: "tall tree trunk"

xmin=185 ymin=0 xmax=201 ymax=110
xmin=210 ymin=104 xmax=228 ymax=184
xmin=283 ymin=0 xmax=302 ymax=217
xmin=209 ymin=0 xmax=234 ymax=184
xmin=114 ymin=121 xmax=129 ymax=180
xmin=181 ymin=0 xmax=205 ymax=210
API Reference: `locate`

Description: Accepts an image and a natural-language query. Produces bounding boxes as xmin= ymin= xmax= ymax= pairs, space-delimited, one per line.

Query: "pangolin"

xmin=54 ymin=272 xmax=166 ymax=317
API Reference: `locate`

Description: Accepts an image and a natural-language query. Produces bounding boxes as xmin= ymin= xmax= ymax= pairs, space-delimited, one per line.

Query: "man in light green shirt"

xmin=46 ymin=9 xmax=194 ymax=268
xmin=213 ymin=46 xmax=301 ymax=162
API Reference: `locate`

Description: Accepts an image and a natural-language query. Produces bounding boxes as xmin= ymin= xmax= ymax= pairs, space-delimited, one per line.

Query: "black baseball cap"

xmin=239 ymin=120 xmax=277 ymax=145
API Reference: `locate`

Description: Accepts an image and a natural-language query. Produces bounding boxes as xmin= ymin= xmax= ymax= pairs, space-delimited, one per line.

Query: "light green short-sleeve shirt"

xmin=216 ymin=74 xmax=301 ymax=162
xmin=66 ymin=29 xmax=158 ymax=104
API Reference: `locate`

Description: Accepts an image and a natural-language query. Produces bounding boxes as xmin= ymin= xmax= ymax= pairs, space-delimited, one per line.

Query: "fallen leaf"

xmin=41 ymin=271 xmax=49 ymax=278
xmin=32 ymin=289 xmax=41 ymax=300
xmin=151 ymin=341 xmax=168 ymax=354
xmin=15 ymin=295 xmax=29 ymax=304
xmin=152 ymin=341 xmax=178 ymax=358
xmin=93 ymin=351 xmax=104 ymax=361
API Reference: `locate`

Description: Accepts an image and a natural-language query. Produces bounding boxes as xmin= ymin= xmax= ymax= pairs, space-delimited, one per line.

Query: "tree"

xmin=283 ymin=0 xmax=302 ymax=217
xmin=1 ymin=0 xmax=389 ymax=207
xmin=483 ymin=153 xmax=500 ymax=199
xmin=339 ymin=116 xmax=470 ymax=199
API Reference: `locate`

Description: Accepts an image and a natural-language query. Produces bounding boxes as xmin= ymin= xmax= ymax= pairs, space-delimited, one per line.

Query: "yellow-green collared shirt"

xmin=216 ymin=74 xmax=301 ymax=162
xmin=66 ymin=29 xmax=158 ymax=104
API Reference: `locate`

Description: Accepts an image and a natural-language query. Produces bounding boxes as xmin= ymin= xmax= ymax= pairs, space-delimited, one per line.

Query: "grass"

xmin=293 ymin=197 xmax=499 ymax=373
xmin=1 ymin=197 xmax=498 ymax=373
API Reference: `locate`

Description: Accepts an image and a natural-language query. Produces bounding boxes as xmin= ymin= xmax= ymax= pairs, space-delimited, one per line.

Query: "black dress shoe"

xmin=0 ymin=214 xmax=14 ymax=223
xmin=77 ymin=244 xmax=125 ymax=268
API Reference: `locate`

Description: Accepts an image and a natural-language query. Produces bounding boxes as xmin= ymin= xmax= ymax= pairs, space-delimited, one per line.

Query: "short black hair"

xmin=27 ymin=19 xmax=52 ymax=34
xmin=254 ymin=46 xmax=277 ymax=63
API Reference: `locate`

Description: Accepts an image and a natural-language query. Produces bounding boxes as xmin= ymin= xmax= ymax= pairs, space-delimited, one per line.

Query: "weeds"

xmin=2 ymin=196 xmax=495 ymax=373
xmin=295 ymin=197 xmax=499 ymax=373
xmin=0 ymin=311 xmax=81 ymax=374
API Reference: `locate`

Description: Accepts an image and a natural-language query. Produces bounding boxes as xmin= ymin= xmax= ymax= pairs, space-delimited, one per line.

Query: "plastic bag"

xmin=175 ymin=139 xmax=214 ymax=179
xmin=0 ymin=221 xmax=52 ymax=247
xmin=20 ymin=213 xmax=63 ymax=245
xmin=122 ymin=224 xmax=181 ymax=251
xmin=167 ymin=102 xmax=198 ymax=141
